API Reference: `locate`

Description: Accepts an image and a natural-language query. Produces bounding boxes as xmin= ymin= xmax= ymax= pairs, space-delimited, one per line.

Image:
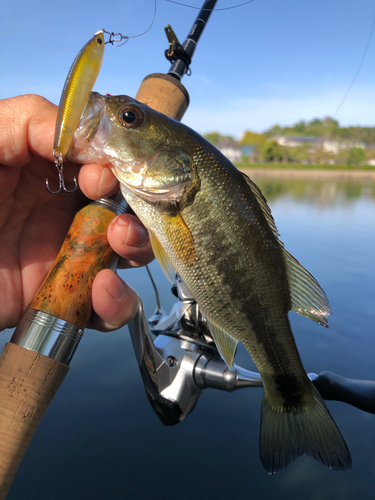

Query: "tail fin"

xmin=259 ymin=390 xmax=352 ymax=474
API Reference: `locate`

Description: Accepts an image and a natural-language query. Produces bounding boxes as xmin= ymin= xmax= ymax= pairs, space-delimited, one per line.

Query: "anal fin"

xmin=206 ymin=317 xmax=238 ymax=368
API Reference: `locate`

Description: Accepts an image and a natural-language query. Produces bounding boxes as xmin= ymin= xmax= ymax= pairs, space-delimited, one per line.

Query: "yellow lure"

xmin=54 ymin=30 xmax=105 ymax=158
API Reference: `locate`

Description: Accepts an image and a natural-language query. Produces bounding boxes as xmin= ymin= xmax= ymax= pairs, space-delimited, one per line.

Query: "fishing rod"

xmin=0 ymin=1 xmax=218 ymax=498
xmin=1 ymin=0 xmax=373 ymax=496
xmin=135 ymin=0 xmax=218 ymax=116
xmin=166 ymin=0 xmax=218 ymax=80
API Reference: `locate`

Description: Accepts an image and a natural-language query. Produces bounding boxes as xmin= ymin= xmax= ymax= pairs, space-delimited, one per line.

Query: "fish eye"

xmin=119 ymin=106 xmax=143 ymax=128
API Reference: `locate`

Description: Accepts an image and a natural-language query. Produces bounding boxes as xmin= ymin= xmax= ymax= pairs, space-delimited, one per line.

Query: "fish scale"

xmin=69 ymin=92 xmax=352 ymax=474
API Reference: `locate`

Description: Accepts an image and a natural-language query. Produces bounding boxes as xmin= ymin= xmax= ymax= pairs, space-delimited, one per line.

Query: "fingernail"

xmin=117 ymin=217 xmax=148 ymax=248
xmin=103 ymin=271 xmax=128 ymax=301
xmin=97 ymin=167 xmax=113 ymax=198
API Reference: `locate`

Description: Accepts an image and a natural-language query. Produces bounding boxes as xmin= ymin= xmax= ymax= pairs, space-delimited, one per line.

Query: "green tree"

xmin=240 ymin=130 xmax=267 ymax=148
xmin=264 ymin=124 xmax=281 ymax=137
xmin=322 ymin=117 xmax=339 ymax=139
xmin=292 ymin=120 xmax=306 ymax=134
xmin=204 ymin=132 xmax=235 ymax=145
xmin=337 ymin=127 xmax=351 ymax=140
xmin=262 ymin=141 xmax=284 ymax=163
xmin=347 ymin=147 xmax=365 ymax=165
xmin=310 ymin=118 xmax=322 ymax=126
xmin=288 ymin=145 xmax=310 ymax=163
xmin=263 ymin=117 xmax=375 ymax=145
xmin=203 ymin=132 xmax=221 ymax=145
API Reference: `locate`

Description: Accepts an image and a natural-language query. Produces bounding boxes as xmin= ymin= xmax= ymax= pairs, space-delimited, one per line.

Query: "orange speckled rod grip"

xmin=29 ymin=204 xmax=117 ymax=329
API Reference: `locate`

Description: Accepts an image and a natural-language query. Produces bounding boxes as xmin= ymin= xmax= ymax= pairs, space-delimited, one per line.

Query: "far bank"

xmin=238 ymin=166 xmax=375 ymax=180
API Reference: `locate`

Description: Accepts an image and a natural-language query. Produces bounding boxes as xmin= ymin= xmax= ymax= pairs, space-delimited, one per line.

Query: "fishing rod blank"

xmin=167 ymin=0 xmax=218 ymax=80
xmin=136 ymin=0 xmax=218 ymax=117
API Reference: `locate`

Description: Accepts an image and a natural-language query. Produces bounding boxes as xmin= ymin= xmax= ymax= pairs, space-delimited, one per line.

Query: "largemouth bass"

xmin=69 ymin=92 xmax=352 ymax=473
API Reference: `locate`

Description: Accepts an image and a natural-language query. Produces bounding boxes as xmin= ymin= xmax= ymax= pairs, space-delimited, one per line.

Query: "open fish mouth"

xmin=68 ymin=93 xmax=109 ymax=163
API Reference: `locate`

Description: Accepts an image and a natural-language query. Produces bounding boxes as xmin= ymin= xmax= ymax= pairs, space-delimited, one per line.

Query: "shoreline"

xmin=239 ymin=168 xmax=375 ymax=180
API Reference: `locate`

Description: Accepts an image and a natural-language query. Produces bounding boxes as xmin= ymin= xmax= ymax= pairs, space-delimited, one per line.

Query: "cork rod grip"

xmin=136 ymin=73 xmax=189 ymax=120
xmin=0 ymin=343 xmax=69 ymax=500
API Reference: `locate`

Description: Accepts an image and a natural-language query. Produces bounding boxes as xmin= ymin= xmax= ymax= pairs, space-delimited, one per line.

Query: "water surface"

xmin=3 ymin=175 xmax=375 ymax=500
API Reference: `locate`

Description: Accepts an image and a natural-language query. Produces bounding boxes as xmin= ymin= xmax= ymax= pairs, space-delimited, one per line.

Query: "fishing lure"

xmin=48 ymin=1 xmax=157 ymax=194
xmin=48 ymin=30 xmax=129 ymax=194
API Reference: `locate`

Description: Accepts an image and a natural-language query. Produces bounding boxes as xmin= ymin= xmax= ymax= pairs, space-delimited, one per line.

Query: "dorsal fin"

xmin=240 ymin=170 xmax=331 ymax=326
xmin=284 ymin=250 xmax=331 ymax=327
xmin=240 ymin=170 xmax=281 ymax=243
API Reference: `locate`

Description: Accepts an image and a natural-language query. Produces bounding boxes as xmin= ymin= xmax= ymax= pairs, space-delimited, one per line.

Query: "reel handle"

xmin=312 ymin=371 xmax=375 ymax=415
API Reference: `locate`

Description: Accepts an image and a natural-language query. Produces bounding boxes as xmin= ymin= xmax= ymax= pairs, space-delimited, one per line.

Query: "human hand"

xmin=0 ymin=94 xmax=153 ymax=332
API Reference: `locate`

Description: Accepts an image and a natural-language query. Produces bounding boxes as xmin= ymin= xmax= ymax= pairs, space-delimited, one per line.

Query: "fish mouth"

xmin=115 ymin=163 xmax=192 ymax=201
xmin=67 ymin=92 xmax=110 ymax=163
xmin=127 ymin=183 xmax=186 ymax=200
xmin=110 ymin=144 xmax=193 ymax=201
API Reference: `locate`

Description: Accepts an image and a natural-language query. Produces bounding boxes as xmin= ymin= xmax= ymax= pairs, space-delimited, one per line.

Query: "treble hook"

xmin=102 ymin=30 xmax=129 ymax=47
xmin=46 ymin=151 xmax=78 ymax=194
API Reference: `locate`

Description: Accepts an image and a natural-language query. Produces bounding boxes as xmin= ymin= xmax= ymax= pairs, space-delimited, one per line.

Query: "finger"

xmin=108 ymin=214 xmax=154 ymax=268
xmin=89 ymin=269 xmax=139 ymax=331
xmin=0 ymin=95 xmax=57 ymax=167
xmin=78 ymin=163 xmax=119 ymax=200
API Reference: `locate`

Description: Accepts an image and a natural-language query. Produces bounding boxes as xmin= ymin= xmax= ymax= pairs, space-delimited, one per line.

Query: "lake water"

xmin=3 ymin=173 xmax=375 ymax=500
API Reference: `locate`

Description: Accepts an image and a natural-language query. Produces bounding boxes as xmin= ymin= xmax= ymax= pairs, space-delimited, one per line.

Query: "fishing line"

xmin=262 ymin=183 xmax=276 ymax=198
xmin=126 ymin=0 xmax=157 ymax=38
xmin=166 ymin=0 xmax=254 ymax=11
xmin=333 ymin=3 xmax=375 ymax=118
xmin=110 ymin=0 xmax=157 ymax=46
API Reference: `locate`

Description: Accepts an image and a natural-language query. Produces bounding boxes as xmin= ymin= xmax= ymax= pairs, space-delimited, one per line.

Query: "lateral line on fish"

xmin=251 ymin=265 xmax=286 ymax=381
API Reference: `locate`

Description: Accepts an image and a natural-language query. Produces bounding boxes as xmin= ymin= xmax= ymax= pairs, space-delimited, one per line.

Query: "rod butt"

xmin=0 ymin=343 xmax=69 ymax=499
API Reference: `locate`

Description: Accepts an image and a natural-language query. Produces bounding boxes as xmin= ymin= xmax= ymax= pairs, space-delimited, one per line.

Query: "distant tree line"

xmin=265 ymin=117 xmax=375 ymax=145
xmin=203 ymin=117 xmax=375 ymax=166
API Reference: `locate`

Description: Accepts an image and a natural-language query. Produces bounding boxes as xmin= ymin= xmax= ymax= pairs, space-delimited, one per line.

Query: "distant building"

xmin=273 ymin=135 xmax=369 ymax=155
xmin=322 ymin=140 xmax=366 ymax=153
xmin=274 ymin=136 xmax=322 ymax=149
xmin=216 ymin=139 xmax=242 ymax=163
xmin=321 ymin=140 xmax=341 ymax=154
xmin=241 ymin=145 xmax=257 ymax=162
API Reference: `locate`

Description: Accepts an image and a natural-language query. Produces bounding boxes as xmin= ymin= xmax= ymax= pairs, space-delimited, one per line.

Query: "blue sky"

xmin=1 ymin=0 xmax=374 ymax=138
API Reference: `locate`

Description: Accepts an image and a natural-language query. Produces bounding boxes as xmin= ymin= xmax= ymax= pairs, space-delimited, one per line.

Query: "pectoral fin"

xmin=162 ymin=213 xmax=196 ymax=266
xmin=149 ymin=232 xmax=176 ymax=283
xmin=206 ymin=317 xmax=238 ymax=368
